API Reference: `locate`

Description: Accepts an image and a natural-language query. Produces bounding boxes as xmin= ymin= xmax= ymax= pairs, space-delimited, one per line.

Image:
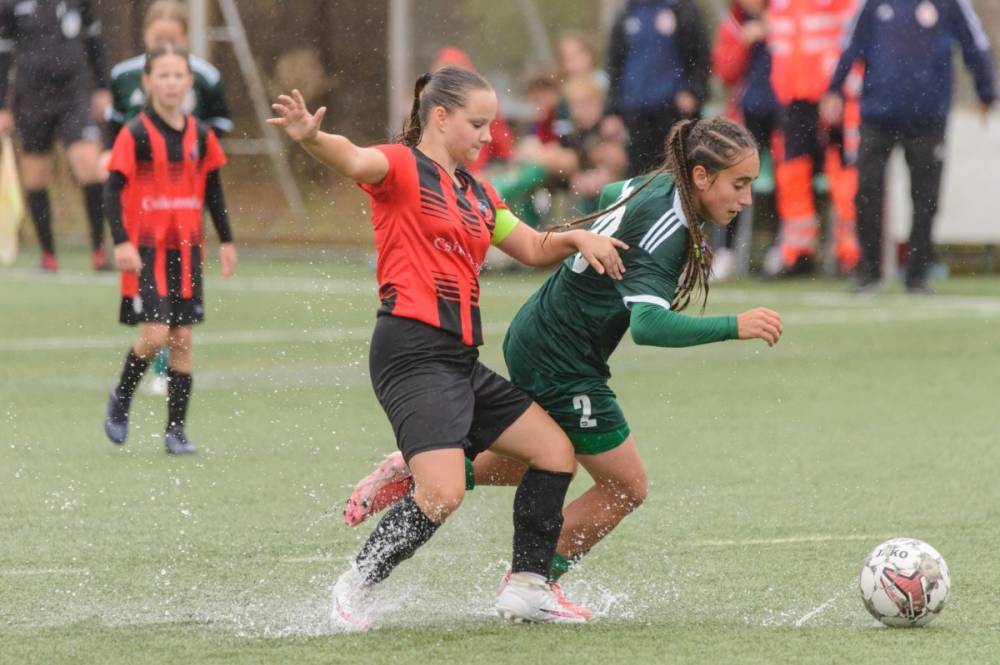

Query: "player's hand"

xmin=572 ymin=230 xmax=629 ymax=280
xmin=741 ymin=19 xmax=767 ymax=44
xmin=267 ymin=89 xmax=326 ymax=143
xmin=737 ymin=307 xmax=783 ymax=347
xmin=91 ymin=89 xmax=112 ymax=122
xmin=600 ymin=114 xmax=627 ymax=142
xmin=0 ymin=110 xmax=14 ymax=138
xmin=219 ymin=242 xmax=237 ymax=278
xmin=114 ymin=242 xmax=142 ymax=273
xmin=675 ymin=91 xmax=698 ymax=116
xmin=820 ymin=93 xmax=844 ymax=126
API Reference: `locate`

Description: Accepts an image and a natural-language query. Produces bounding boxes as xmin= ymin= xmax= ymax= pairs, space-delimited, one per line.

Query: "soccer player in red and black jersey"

xmin=102 ymin=44 xmax=236 ymax=456
xmin=269 ymin=68 xmax=627 ymax=629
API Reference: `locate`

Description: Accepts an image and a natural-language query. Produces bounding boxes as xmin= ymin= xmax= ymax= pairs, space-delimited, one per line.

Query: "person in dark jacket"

xmin=604 ymin=0 xmax=710 ymax=175
xmin=821 ymin=0 xmax=996 ymax=293
xmin=0 ymin=0 xmax=110 ymax=271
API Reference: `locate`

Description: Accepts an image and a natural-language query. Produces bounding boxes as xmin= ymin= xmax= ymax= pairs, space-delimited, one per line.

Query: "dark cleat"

xmin=165 ymin=429 xmax=197 ymax=455
xmin=104 ymin=390 xmax=129 ymax=444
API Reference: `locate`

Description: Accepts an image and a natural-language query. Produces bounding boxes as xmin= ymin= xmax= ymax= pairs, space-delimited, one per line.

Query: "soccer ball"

xmin=859 ymin=538 xmax=950 ymax=627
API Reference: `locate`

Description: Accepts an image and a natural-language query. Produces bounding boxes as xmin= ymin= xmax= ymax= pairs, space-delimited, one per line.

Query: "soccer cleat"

xmin=39 ymin=252 xmax=58 ymax=273
xmin=496 ymin=568 xmax=593 ymax=620
xmin=146 ymin=375 xmax=169 ymax=396
xmin=343 ymin=451 xmax=413 ymax=527
xmin=164 ymin=428 xmax=197 ymax=455
xmin=330 ymin=563 xmax=372 ymax=632
xmin=548 ymin=581 xmax=593 ymax=620
xmin=91 ymin=248 xmax=112 ymax=271
xmin=495 ymin=572 xmax=588 ymax=624
xmin=104 ymin=389 xmax=129 ymax=444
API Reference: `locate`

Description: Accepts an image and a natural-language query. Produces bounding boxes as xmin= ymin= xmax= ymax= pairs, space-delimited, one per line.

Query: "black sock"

xmin=115 ymin=349 xmax=150 ymax=407
xmin=166 ymin=369 xmax=192 ymax=432
xmin=27 ymin=189 xmax=54 ymax=255
xmin=83 ymin=183 xmax=105 ymax=250
xmin=355 ymin=494 xmax=439 ymax=585
xmin=512 ymin=468 xmax=573 ymax=578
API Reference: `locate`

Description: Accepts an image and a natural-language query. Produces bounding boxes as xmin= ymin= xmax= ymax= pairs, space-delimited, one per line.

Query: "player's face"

xmin=144 ymin=19 xmax=189 ymax=50
xmin=442 ymin=89 xmax=497 ymax=163
xmin=143 ymin=54 xmax=195 ymax=112
xmin=693 ymin=150 xmax=759 ymax=226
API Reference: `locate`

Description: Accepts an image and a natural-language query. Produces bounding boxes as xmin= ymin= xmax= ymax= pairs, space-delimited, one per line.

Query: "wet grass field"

xmin=2 ymin=250 xmax=999 ymax=663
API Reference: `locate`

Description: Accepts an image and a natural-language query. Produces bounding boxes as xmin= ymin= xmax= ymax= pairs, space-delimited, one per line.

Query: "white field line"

xmin=3 ymin=300 xmax=998 ymax=354
xmin=7 ymin=267 xmax=1000 ymax=310
xmin=793 ymin=593 xmax=842 ymax=628
xmin=683 ymin=534 xmax=885 ymax=547
xmin=0 ymin=567 xmax=88 ymax=576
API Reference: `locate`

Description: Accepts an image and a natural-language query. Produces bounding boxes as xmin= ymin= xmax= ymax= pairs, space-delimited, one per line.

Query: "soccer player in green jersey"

xmin=346 ymin=117 xmax=783 ymax=611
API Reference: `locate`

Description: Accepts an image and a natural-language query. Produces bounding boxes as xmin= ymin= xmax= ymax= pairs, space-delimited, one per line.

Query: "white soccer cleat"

xmin=496 ymin=568 xmax=593 ymax=620
xmin=330 ymin=563 xmax=372 ymax=632
xmin=495 ymin=572 xmax=588 ymax=624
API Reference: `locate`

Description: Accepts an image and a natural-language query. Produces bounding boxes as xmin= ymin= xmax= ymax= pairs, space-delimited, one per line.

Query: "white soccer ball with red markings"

xmin=859 ymin=538 xmax=950 ymax=627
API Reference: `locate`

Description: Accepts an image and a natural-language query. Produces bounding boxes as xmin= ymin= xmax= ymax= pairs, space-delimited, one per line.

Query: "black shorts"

xmin=120 ymin=246 xmax=205 ymax=328
xmin=13 ymin=81 xmax=101 ymax=154
xmin=369 ymin=315 xmax=533 ymax=463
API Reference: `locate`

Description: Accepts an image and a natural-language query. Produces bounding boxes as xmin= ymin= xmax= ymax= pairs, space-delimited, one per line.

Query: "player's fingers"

xmin=585 ymin=252 xmax=606 ymax=275
xmin=271 ymin=103 xmax=290 ymax=116
xmin=610 ymin=237 xmax=630 ymax=250
xmin=292 ymin=89 xmax=306 ymax=107
xmin=277 ymin=94 xmax=295 ymax=107
xmin=313 ymin=106 xmax=327 ymax=127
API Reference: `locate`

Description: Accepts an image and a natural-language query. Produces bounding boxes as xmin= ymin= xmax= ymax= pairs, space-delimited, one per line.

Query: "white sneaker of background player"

xmin=145 ymin=375 xmax=168 ymax=396
xmin=495 ymin=571 xmax=588 ymax=624
xmin=331 ymin=563 xmax=372 ymax=632
xmin=710 ymin=247 xmax=735 ymax=283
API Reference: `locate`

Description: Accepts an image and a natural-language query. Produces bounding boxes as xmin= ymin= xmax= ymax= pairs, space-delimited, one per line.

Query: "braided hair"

xmin=552 ymin=117 xmax=756 ymax=311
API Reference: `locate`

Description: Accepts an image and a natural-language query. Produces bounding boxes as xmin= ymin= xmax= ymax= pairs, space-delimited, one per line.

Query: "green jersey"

xmin=106 ymin=53 xmax=232 ymax=142
xmin=504 ymin=172 xmax=689 ymax=386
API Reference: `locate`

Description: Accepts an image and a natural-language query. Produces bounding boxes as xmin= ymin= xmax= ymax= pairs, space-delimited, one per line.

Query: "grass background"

xmin=2 ymin=249 xmax=999 ymax=663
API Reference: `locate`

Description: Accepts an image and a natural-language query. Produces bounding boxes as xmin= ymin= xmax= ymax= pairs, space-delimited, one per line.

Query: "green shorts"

xmin=539 ymin=386 xmax=631 ymax=455
xmin=506 ymin=365 xmax=630 ymax=455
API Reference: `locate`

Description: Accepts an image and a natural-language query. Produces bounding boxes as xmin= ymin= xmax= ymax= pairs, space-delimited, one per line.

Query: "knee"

xmin=138 ymin=329 xmax=169 ymax=354
xmin=526 ymin=435 xmax=577 ymax=475
xmin=414 ymin=484 xmax=465 ymax=523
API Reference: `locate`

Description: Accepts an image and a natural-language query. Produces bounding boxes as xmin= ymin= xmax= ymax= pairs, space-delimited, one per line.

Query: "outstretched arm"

xmin=630 ymin=302 xmax=782 ymax=347
xmin=268 ymin=89 xmax=389 ymax=184
xmin=496 ymin=221 xmax=628 ymax=279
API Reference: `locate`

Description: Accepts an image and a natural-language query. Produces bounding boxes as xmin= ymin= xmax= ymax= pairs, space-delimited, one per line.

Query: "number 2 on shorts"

xmin=572 ymin=395 xmax=597 ymax=429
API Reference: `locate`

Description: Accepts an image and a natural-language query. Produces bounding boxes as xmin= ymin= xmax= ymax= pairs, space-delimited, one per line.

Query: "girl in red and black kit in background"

xmin=102 ymin=44 xmax=237 ymax=456
xmin=268 ymin=67 xmax=627 ymax=630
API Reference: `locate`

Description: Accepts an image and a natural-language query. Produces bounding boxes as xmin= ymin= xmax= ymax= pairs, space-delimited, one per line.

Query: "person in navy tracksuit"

xmin=821 ymin=0 xmax=996 ymax=293
xmin=604 ymin=0 xmax=710 ymax=175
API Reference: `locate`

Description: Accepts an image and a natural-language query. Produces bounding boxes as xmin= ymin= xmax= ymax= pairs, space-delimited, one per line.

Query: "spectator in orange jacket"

xmin=765 ymin=0 xmax=860 ymax=277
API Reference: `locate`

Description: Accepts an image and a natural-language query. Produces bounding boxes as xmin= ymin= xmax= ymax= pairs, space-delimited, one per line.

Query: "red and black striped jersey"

xmin=108 ymin=109 xmax=226 ymax=300
xmin=359 ymin=144 xmax=506 ymax=346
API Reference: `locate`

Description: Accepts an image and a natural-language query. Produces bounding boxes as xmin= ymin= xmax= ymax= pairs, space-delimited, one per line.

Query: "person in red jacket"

xmin=765 ymin=0 xmax=860 ymax=276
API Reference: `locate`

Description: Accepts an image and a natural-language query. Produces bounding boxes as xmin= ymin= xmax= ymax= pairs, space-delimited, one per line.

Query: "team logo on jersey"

xmin=188 ymin=143 xmax=200 ymax=163
xmin=132 ymin=296 xmax=143 ymax=315
xmin=876 ymin=3 xmax=895 ymax=22
xmin=915 ymin=1 xmax=939 ymax=28
xmin=624 ymin=16 xmax=641 ymax=35
xmin=130 ymin=89 xmax=146 ymax=107
xmin=655 ymin=10 xmax=676 ymax=36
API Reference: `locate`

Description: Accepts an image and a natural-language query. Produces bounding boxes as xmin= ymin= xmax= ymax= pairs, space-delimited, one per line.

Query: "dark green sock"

xmin=464 ymin=457 xmax=475 ymax=490
xmin=550 ymin=551 xmax=574 ymax=581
